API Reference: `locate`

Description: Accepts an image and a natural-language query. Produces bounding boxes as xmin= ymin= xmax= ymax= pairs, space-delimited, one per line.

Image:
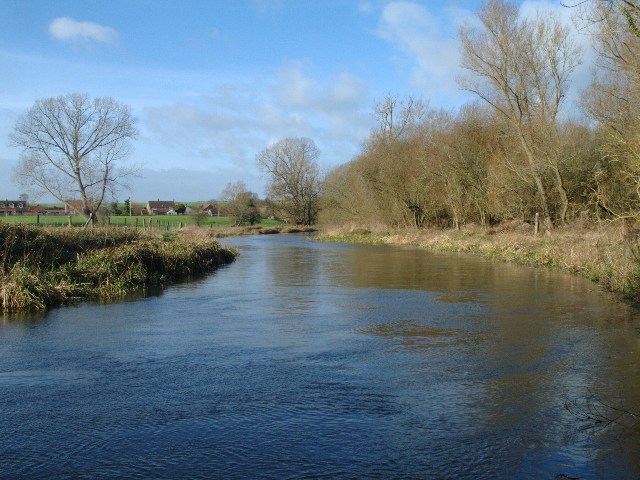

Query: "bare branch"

xmin=10 ymin=93 xmax=138 ymax=225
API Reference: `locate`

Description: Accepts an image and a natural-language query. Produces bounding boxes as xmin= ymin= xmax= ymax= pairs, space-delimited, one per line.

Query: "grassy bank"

xmin=316 ymin=222 xmax=640 ymax=304
xmin=0 ymin=224 xmax=237 ymax=312
xmin=0 ymin=214 xmax=284 ymax=228
xmin=204 ymin=224 xmax=317 ymax=237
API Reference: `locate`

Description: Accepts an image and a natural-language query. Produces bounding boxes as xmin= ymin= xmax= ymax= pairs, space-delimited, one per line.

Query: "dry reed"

xmin=0 ymin=225 xmax=236 ymax=312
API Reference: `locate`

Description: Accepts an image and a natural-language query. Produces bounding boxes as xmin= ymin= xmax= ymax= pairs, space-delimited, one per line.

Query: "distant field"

xmin=0 ymin=214 xmax=283 ymax=228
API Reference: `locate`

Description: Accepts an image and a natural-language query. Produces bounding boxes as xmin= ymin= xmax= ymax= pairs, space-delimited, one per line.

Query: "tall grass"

xmin=0 ymin=224 xmax=236 ymax=312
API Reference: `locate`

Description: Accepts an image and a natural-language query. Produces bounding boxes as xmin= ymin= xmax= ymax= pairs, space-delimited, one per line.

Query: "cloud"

xmin=49 ymin=17 xmax=119 ymax=46
xmin=358 ymin=2 xmax=373 ymax=14
xmin=377 ymin=1 xmax=468 ymax=105
xmin=139 ymin=62 xmax=373 ymax=193
xmin=128 ymin=167 xmax=263 ymax=202
xmin=377 ymin=1 xmax=594 ymax=111
xmin=518 ymin=0 xmax=596 ymax=97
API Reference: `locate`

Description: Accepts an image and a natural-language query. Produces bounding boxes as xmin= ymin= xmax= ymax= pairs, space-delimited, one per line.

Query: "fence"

xmin=0 ymin=214 xmax=194 ymax=230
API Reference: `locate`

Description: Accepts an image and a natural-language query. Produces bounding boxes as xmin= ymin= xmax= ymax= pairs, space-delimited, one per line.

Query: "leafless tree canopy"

xmin=11 ymin=93 xmax=138 ymax=224
xmin=320 ymin=0 xmax=640 ymax=231
xmin=256 ymin=137 xmax=323 ymax=225
xmin=459 ymin=0 xmax=582 ymax=227
xmin=220 ymin=180 xmax=260 ymax=226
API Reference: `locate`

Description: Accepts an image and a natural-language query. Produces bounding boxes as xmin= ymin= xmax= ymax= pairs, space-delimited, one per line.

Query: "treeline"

xmin=322 ymin=0 xmax=640 ymax=230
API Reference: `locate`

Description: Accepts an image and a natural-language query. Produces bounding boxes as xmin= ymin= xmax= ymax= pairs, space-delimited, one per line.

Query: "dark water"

xmin=1 ymin=234 xmax=640 ymax=479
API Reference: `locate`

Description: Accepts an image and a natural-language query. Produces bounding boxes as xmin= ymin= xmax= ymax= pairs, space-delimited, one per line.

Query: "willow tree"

xmin=575 ymin=0 xmax=640 ymax=218
xmin=11 ymin=93 xmax=138 ymax=225
xmin=220 ymin=180 xmax=260 ymax=226
xmin=256 ymin=137 xmax=323 ymax=225
xmin=459 ymin=0 xmax=581 ymax=227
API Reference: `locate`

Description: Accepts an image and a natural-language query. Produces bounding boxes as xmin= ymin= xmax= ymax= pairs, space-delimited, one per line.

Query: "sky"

xmin=0 ymin=0 xmax=593 ymax=203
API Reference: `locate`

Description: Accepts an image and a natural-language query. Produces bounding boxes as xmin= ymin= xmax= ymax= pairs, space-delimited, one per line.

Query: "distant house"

xmin=201 ymin=202 xmax=218 ymax=216
xmin=0 ymin=200 xmax=28 ymax=216
xmin=45 ymin=206 xmax=66 ymax=216
xmin=146 ymin=200 xmax=176 ymax=215
xmin=27 ymin=205 xmax=47 ymax=216
xmin=65 ymin=200 xmax=85 ymax=215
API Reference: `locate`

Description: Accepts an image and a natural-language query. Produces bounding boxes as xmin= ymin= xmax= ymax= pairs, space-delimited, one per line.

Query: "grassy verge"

xmin=316 ymin=222 xmax=640 ymax=304
xmin=0 ymin=214 xmax=284 ymax=228
xmin=0 ymin=224 xmax=237 ymax=312
xmin=203 ymin=224 xmax=317 ymax=237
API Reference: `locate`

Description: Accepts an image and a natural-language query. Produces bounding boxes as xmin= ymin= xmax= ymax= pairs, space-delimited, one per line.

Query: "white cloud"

xmin=49 ymin=17 xmax=119 ymax=46
xmin=377 ymin=1 xmax=469 ymax=105
xmin=358 ymin=2 xmax=373 ymax=14
xmin=128 ymin=167 xmax=263 ymax=202
xmin=376 ymin=1 xmax=594 ymax=111
xmin=274 ymin=62 xmax=318 ymax=109
xmin=139 ymin=62 xmax=373 ymax=195
xmin=519 ymin=0 xmax=595 ymax=96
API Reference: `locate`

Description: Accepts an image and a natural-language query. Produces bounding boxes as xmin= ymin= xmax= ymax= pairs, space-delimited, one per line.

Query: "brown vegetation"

xmin=319 ymin=1 xmax=640 ymax=303
xmin=321 ymin=1 xmax=640 ymax=231
xmin=0 ymin=224 xmax=237 ymax=312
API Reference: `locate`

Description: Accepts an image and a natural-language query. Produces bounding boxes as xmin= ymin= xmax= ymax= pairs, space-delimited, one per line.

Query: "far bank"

xmin=316 ymin=222 xmax=640 ymax=305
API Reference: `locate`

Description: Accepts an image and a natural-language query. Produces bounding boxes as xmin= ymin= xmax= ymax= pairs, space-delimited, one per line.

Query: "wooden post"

xmin=534 ymin=212 xmax=539 ymax=236
xmin=36 ymin=214 xmax=40 ymax=225
xmin=135 ymin=217 xmax=139 ymax=229
xmin=124 ymin=217 xmax=127 ymax=226
xmin=68 ymin=215 xmax=72 ymax=227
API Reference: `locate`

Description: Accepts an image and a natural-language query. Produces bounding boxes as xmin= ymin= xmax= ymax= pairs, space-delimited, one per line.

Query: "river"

xmin=1 ymin=233 xmax=639 ymax=479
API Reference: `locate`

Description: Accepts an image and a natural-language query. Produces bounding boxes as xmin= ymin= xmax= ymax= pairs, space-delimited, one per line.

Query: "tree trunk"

xmin=520 ymin=135 xmax=552 ymax=228
xmin=552 ymin=165 xmax=569 ymax=225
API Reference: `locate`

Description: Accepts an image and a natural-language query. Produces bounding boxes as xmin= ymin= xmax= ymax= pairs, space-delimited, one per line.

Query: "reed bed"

xmin=0 ymin=224 xmax=236 ymax=312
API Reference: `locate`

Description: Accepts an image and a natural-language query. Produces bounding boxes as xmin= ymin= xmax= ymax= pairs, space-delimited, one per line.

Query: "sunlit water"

xmin=1 ymin=234 xmax=640 ymax=479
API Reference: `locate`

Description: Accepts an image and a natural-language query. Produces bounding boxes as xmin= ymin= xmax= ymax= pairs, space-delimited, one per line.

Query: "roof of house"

xmin=65 ymin=199 xmax=96 ymax=210
xmin=148 ymin=200 xmax=175 ymax=209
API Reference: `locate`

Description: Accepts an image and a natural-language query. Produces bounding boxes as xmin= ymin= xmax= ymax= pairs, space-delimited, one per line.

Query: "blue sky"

xmin=0 ymin=0 xmax=588 ymax=203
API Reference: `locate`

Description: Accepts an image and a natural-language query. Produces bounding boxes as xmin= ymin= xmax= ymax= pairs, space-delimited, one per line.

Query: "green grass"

xmin=0 ymin=214 xmax=284 ymax=228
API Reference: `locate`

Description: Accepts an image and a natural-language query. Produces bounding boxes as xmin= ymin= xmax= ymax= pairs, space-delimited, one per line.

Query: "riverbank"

xmin=316 ymin=222 xmax=640 ymax=304
xmin=205 ymin=225 xmax=317 ymax=237
xmin=0 ymin=224 xmax=237 ymax=312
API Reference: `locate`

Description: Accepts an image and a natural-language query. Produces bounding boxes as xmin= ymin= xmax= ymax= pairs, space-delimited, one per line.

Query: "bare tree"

xmin=256 ymin=137 xmax=323 ymax=225
xmin=572 ymin=0 xmax=640 ymax=218
xmin=459 ymin=0 xmax=582 ymax=227
xmin=220 ymin=180 xmax=260 ymax=226
xmin=373 ymin=93 xmax=427 ymax=143
xmin=10 ymin=93 xmax=138 ymax=225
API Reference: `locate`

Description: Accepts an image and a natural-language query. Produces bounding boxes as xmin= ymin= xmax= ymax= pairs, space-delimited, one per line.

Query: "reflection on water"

xmin=1 ymin=234 xmax=639 ymax=479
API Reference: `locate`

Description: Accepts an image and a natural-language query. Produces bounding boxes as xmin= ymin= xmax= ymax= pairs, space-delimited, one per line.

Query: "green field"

xmin=0 ymin=214 xmax=283 ymax=228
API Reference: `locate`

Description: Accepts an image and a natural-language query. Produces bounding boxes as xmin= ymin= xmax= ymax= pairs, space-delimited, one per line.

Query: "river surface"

xmin=1 ymin=234 xmax=640 ymax=479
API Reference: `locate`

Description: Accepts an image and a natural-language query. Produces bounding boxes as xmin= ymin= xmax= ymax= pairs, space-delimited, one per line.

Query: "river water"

xmin=1 ymin=234 xmax=639 ymax=479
